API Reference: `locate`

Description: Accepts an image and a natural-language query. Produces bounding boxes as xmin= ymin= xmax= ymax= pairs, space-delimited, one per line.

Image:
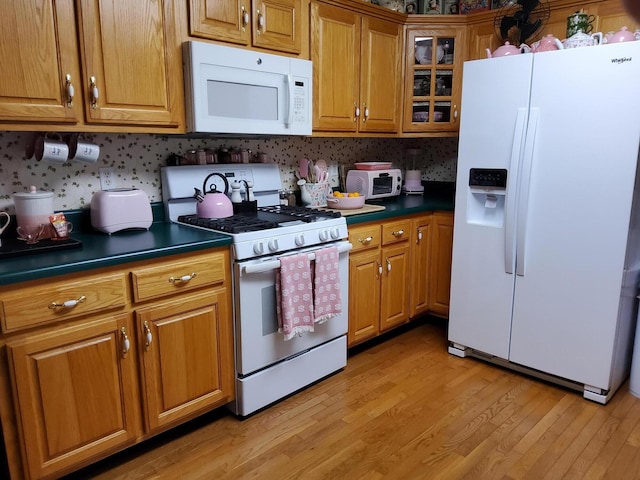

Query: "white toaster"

xmin=91 ymin=188 xmax=153 ymax=234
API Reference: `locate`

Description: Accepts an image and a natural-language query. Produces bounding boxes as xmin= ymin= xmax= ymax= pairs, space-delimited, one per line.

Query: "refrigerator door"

xmin=449 ymin=54 xmax=534 ymax=359
xmin=509 ymin=42 xmax=640 ymax=389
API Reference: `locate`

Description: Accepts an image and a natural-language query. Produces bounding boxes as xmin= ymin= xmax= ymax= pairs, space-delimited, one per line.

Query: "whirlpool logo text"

xmin=611 ymin=57 xmax=632 ymax=64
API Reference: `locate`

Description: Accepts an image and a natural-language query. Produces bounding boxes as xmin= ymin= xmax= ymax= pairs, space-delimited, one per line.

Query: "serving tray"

xmin=0 ymin=237 xmax=82 ymax=259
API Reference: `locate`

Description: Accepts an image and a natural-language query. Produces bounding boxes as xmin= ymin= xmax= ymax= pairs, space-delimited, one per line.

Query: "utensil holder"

xmin=301 ymin=183 xmax=331 ymax=208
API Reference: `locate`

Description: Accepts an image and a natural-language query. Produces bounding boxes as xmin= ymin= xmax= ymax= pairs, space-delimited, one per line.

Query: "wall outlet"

xmin=99 ymin=167 xmax=115 ymax=190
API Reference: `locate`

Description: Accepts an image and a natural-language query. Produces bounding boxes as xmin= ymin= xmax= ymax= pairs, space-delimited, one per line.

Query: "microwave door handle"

xmin=285 ymin=73 xmax=293 ymax=129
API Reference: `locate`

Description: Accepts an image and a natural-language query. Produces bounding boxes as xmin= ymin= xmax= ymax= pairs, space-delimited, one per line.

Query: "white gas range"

xmin=161 ymin=164 xmax=351 ymax=416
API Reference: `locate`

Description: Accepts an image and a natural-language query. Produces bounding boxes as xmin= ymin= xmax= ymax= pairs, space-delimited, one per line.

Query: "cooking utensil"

xmin=298 ymin=158 xmax=309 ymax=180
xmin=194 ymin=173 xmax=233 ymax=218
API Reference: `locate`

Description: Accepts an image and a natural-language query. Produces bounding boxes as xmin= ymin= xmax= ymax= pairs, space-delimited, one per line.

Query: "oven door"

xmin=233 ymin=241 xmax=351 ymax=376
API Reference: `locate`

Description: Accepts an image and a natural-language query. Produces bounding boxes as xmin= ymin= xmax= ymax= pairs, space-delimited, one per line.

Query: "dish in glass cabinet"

xmin=415 ymin=45 xmax=445 ymax=64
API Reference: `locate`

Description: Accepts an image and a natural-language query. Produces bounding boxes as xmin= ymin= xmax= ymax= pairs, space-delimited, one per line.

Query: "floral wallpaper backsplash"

xmin=0 ymin=131 xmax=457 ymax=213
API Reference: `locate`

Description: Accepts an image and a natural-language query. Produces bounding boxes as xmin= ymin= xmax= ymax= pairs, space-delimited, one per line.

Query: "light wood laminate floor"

xmin=65 ymin=319 xmax=640 ymax=480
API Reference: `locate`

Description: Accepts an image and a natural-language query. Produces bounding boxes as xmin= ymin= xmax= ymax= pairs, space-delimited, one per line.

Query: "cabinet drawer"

xmin=348 ymin=225 xmax=381 ymax=252
xmin=131 ymin=250 xmax=228 ymax=302
xmin=1 ymin=273 xmax=127 ymax=332
xmin=382 ymin=220 xmax=411 ymax=245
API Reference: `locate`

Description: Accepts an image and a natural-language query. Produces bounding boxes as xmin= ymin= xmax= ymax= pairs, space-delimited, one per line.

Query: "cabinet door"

xmin=410 ymin=215 xmax=433 ymax=318
xmin=404 ymin=26 xmax=465 ymax=133
xmin=253 ymin=0 xmax=302 ymax=54
xmin=76 ymin=0 xmax=178 ymax=126
xmin=348 ymin=249 xmax=381 ymax=346
xmin=0 ymin=0 xmax=82 ymax=123
xmin=380 ymin=242 xmax=411 ymax=331
xmin=359 ymin=16 xmax=402 ymax=133
xmin=429 ymin=212 xmax=453 ymax=316
xmin=136 ymin=289 xmax=234 ymax=432
xmin=311 ymin=2 xmax=360 ymax=132
xmin=189 ymin=0 xmax=250 ymax=45
xmin=7 ymin=313 xmax=139 ymax=480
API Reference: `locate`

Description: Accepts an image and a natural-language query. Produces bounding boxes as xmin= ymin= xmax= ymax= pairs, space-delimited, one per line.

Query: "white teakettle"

xmin=562 ymin=31 xmax=603 ymax=48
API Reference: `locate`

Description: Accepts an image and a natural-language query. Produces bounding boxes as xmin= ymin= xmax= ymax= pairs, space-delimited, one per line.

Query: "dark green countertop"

xmin=0 ymin=182 xmax=454 ymax=286
xmin=345 ymin=182 xmax=455 ymax=225
xmin=0 ymin=220 xmax=232 ymax=286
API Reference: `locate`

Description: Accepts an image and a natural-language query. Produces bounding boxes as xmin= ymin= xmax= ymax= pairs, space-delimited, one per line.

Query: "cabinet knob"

xmin=143 ymin=321 xmax=153 ymax=350
xmin=417 ymin=229 xmax=423 ymax=242
xmin=89 ymin=76 xmax=99 ymax=109
xmin=377 ymin=260 xmax=382 ymax=277
xmin=454 ymin=105 xmax=458 ymax=121
xmin=65 ymin=74 xmax=75 ymax=107
xmin=358 ymin=236 xmax=373 ymax=244
xmin=48 ymin=295 xmax=86 ymax=310
xmin=120 ymin=327 xmax=130 ymax=357
xmin=354 ymin=102 xmax=360 ymax=122
xmin=386 ymin=257 xmax=392 ymax=273
xmin=392 ymin=229 xmax=404 ymax=237
xmin=256 ymin=9 xmax=264 ymax=33
xmin=169 ymin=272 xmax=196 ymax=284
xmin=241 ymin=6 xmax=249 ymax=31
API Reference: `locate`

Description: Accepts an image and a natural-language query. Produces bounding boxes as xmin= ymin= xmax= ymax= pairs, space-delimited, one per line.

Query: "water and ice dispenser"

xmin=466 ymin=168 xmax=507 ymax=227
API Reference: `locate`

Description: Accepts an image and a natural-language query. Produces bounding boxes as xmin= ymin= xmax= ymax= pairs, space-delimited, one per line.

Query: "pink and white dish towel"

xmin=313 ymin=246 xmax=342 ymax=324
xmin=276 ymin=252 xmax=315 ymax=341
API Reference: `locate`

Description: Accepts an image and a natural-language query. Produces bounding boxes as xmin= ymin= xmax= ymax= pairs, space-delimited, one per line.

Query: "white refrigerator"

xmin=448 ymin=41 xmax=640 ymax=404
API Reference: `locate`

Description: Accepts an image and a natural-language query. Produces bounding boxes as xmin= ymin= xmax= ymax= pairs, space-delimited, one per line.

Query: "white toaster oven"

xmin=345 ymin=169 xmax=403 ymax=200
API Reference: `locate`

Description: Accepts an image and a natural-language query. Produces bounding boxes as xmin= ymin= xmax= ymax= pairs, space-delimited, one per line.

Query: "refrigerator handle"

xmin=515 ymin=108 xmax=539 ymax=277
xmin=504 ymin=108 xmax=528 ymax=275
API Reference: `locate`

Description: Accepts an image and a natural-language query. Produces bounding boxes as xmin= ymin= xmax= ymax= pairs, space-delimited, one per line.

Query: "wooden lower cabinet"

xmin=6 ymin=313 xmax=140 ymax=480
xmin=136 ymin=289 xmax=234 ymax=432
xmin=348 ymin=211 xmax=454 ymax=346
xmin=348 ymin=219 xmax=411 ymax=347
xmin=429 ymin=212 xmax=454 ymax=317
xmin=410 ymin=214 xmax=433 ymax=318
xmin=0 ymin=248 xmax=234 ymax=480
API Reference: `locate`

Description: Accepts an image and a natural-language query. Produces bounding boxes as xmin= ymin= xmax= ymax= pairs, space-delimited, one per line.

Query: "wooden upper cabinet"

xmin=76 ymin=0 xmax=179 ymax=127
xmin=311 ymin=1 xmax=402 ymax=134
xmin=360 ymin=16 xmax=403 ymax=133
xmin=312 ymin=3 xmax=360 ymax=132
xmin=0 ymin=0 xmax=82 ymax=123
xmin=189 ymin=0 xmax=303 ymax=55
xmin=0 ymin=0 xmax=184 ymax=131
xmin=403 ymin=25 xmax=465 ymax=134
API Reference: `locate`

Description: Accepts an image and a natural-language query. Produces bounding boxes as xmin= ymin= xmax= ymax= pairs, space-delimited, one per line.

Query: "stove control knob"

xmin=295 ymin=234 xmax=305 ymax=246
xmin=268 ymin=239 xmax=279 ymax=252
xmin=330 ymin=228 xmax=341 ymax=240
xmin=253 ymin=242 xmax=265 ymax=255
xmin=319 ymin=230 xmax=329 ymax=242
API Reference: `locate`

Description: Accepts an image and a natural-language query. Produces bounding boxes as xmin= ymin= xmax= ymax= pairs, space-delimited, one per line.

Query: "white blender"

xmin=402 ymin=148 xmax=424 ymax=195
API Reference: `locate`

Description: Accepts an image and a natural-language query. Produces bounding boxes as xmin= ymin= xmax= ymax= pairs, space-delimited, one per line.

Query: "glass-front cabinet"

xmin=404 ymin=26 xmax=466 ymax=134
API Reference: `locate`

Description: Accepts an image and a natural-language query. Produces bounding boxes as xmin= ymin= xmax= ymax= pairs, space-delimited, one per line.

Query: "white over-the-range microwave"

xmin=183 ymin=41 xmax=312 ymax=136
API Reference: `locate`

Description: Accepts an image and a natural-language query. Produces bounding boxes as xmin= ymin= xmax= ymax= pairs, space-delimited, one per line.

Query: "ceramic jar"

xmin=604 ymin=27 xmax=636 ymax=43
xmin=562 ymin=31 xmax=603 ymax=49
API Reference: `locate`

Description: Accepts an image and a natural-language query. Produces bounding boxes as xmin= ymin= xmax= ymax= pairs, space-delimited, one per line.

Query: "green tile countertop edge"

xmin=0 ymin=184 xmax=454 ymax=286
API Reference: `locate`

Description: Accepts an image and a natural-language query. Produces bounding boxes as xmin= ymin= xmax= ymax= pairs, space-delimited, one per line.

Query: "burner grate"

xmin=258 ymin=205 xmax=341 ymax=221
xmin=177 ymin=214 xmax=278 ymax=233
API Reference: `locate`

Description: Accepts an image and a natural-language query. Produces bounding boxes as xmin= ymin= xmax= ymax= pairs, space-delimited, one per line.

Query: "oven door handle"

xmin=242 ymin=242 xmax=352 ymax=275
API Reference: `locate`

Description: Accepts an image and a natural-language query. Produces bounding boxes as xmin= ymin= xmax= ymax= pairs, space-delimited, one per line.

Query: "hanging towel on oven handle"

xmin=276 ymin=252 xmax=315 ymax=341
xmin=313 ymin=245 xmax=342 ymax=324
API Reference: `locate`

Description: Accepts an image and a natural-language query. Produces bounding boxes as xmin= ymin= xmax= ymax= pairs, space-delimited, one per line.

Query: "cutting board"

xmin=319 ymin=203 xmax=385 ymax=217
